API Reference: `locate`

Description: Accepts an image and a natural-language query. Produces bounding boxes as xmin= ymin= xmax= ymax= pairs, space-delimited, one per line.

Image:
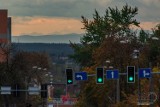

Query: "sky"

xmin=0 ymin=0 xmax=160 ymax=36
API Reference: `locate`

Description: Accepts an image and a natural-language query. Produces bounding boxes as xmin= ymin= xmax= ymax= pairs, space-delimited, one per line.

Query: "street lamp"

xmin=45 ymin=72 xmax=53 ymax=85
xmin=151 ymin=37 xmax=159 ymax=40
xmin=32 ymin=66 xmax=48 ymax=84
xmin=104 ymin=60 xmax=111 ymax=69
xmin=132 ymin=49 xmax=141 ymax=105
xmin=109 ymin=66 xmax=113 ymax=69
xmin=149 ymin=37 xmax=159 ymax=106
xmin=116 ymin=40 xmax=130 ymax=103
xmin=25 ymin=66 xmax=47 ymax=105
xmin=106 ymin=60 xmax=110 ymax=63
xmin=133 ymin=49 xmax=140 ymax=59
xmin=32 ymin=66 xmax=37 ymax=69
xmin=38 ymin=67 xmax=42 ymax=70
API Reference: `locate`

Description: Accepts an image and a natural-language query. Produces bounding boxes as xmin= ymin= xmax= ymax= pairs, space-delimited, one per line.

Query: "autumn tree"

xmin=73 ymin=4 xmax=141 ymax=107
xmin=148 ymin=24 xmax=160 ymax=66
xmin=71 ymin=4 xmax=139 ymax=67
xmin=0 ymin=43 xmax=52 ymax=106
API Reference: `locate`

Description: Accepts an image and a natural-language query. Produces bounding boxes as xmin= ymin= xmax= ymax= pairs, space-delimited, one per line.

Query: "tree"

xmin=72 ymin=4 xmax=141 ymax=107
xmin=70 ymin=4 xmax=140 ymax=67
xmin=147 ymin=23 xmax=160 ymax=66
xmin=0 ymin=43 xmax=52 ymax=106
xmin=152 ymin=24 xmax=160 ymax=38
xmin=139 ymin=29 xmax=149 ymax=43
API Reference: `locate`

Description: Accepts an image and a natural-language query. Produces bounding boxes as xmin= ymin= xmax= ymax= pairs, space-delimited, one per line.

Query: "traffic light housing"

xmin=127 ymin=66 xmax=135 ymax=83
xmin=66 ymin=68 xmax=73 ymax=85
xmin=12 ymin=84 xmax=20 ymax=97
xmin=41 ymin=84 xmax=47 ymax=98
xmin=96 ymin=67 xmax=104 ymax=84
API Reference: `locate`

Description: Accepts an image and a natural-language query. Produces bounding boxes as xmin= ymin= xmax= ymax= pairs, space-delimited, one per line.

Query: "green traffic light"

xmin=68 ymin=80 xmax=72 ymax=83
xmin=98 ymin=78 xmax=103 ymax=83
xmin=129 ymin=77 xmax=133 ymax=81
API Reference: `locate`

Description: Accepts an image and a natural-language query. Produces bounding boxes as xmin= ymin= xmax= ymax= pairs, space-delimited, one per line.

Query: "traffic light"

xmin=96 ymin=67 xmax=104 ymax=84
xmin=12 ymin=84 xmax=20 ymax=97
xmin=127 ymin=66 xmax=135 ymax=83
xmin=41 ymin=84 xmax=47 ymax=98
xmin=66 ymin=68 xmax=73 ymax=85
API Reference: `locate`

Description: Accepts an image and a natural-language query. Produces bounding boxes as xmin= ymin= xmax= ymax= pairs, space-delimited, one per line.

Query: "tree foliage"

xmin=0 ymin=44 xmax=52 ymax=106
xmin=76 ymin=22 xmax=160 ymax=106
xmin=72 ymin=1 xmax=160 ymax=105
xmin=72 ymin=4 xmax=142 ymax=107
xmin=71 ymin=4 xmax=140 ymax=67
xmin=148 ymin=24 xmax=160 ymax=66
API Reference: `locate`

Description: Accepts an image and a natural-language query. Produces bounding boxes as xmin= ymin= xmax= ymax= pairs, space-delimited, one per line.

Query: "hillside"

xmin=13 ymin=43 xmax=76 ymax=64
xmin=12 ymin=34 xmax=83 ymax=43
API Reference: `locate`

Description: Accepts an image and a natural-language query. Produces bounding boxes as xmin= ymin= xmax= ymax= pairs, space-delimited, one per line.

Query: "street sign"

xmin=28 ymin=86 xmax=40 ymax=95
xmin=138 ymin=68 xmax=151 ymax=78
xmin=106 ymin=70 xmax=119 ymax=79
xmin=1 ymin=86 xmax=11 ymax=94
xmin=75 ymin=72 xmax=87 ymax=80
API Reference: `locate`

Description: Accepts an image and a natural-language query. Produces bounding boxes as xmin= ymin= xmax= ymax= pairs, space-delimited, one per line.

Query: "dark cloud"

xmin=0 ymin=0 xmax=159 ymax=22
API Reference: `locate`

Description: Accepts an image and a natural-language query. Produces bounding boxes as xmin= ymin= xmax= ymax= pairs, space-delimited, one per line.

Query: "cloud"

xmin=137 ymin=0 xmax=160 ymax=6
xmin=0 ymin=0 xmax=111 ymax=18
xmin=12 ymin=16 xmax=84 ymax=36
xmin=1 ymin=0 xmax=159 ymax=23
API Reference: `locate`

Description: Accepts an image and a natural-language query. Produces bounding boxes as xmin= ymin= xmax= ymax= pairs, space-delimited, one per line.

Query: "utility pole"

xmin=116 ymin=79 xmax=120 ymax=103
xmin=149 ymin=62 xmax=154 ymax=107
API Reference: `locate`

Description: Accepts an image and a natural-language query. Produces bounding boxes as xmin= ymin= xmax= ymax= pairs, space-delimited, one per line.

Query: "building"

xmin=0 ymin=9 xmax=11 ymax=62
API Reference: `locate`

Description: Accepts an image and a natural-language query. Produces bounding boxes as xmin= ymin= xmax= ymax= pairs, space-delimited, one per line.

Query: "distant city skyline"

xmin=0 ymin=0 xmax=159 ymax=36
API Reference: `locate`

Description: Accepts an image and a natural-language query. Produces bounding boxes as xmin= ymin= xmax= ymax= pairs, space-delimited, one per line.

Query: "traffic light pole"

xmin=116 ymin=79 xmax=120 ymax=103
xmin=138 ymin=74 xmax=141 ymax=107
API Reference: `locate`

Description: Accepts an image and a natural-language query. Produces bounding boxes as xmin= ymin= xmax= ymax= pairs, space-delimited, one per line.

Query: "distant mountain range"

xmin=12 ymin=33 xmax=83 ymax=43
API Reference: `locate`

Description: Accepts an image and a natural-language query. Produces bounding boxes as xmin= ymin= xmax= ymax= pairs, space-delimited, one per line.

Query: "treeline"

xmin=12 ymin=43 xmax=74 ymax=59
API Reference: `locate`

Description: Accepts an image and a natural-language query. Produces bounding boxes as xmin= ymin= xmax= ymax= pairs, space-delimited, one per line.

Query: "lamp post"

xmin=133 ymin=49 xmax=140 ymax=105
xmin=25 ymin=66 xmax=45 ymax=105
xmin=105 ymin=60 xmax=118 ymax=103
xmin=32 ymin=66 xmax=48 ymax=85
xmin=44 ymin=71 xmax=54 ymax=85
xmin=31 ymin=66 xmax=48 ymax=107
xmin=149 ymin=36 xmax=159 ymax=107
xmin=118 ymin=40 xmax=129 ymax=103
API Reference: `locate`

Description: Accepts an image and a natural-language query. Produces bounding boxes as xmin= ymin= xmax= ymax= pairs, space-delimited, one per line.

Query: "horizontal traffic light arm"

xmin=87 ymin=72 xmax=128 ymax=77
xmin=87 ymin=72 xmax=159 ymax=76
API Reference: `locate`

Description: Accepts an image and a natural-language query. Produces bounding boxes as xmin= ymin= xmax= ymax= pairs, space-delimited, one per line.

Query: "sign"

xmin=48 ymin=104 xmax=54 ymax=107
xmin=1 ymin=86 xmax=11 ymax=94
xmin=106 ymin=70 xmax=119 ymax=79
xmin=138 ymin=68 xmax=151 ymax=78
xmin=28 ymin=86 xmax=40 ymax=95
xmin=75 ymin=72 xmax=87 ymax=80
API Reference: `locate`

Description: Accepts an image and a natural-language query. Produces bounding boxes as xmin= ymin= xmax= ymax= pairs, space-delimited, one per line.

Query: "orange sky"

xmin=139 ymin=22 xmax=159 ymax=30
xmin=12 ymin=17 xmax=158 ymax=36
xmin=12 ymin=17 xmax=84 ymax=36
